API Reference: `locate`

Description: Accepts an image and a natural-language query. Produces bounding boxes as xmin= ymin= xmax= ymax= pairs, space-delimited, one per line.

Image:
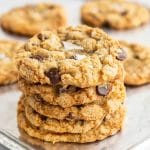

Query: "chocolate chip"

xmin=32 ymin=109 xmax=37 ymax=114
xmin=66 ymin=85 xmax=80 ymax=93
xmin=103 ymin=21 xmax=110 ymax=28
xmin=31 ymin=42 xmax=39 ymax=46
xmin=96 ymin=85 xmax=111 ymax=96
xmin=79 ymin=120 xmax=84 ymax=126
xmin=66 ymin=113 xmax=74 ymax=121
xmin=103 ymin=116 xmax=106 ymax=122
xmin=44 ymin=68 xmax=60 ymax=85
xmin=30 ymin=55 xmax=44 ymax=61
xmin=37 ymin=33 xmax=43 ymax=40
xmin=76 ymin=105 xmax=83 ymax=110
xmin=55 ymin=85 xmax=80 ymax=95
xmin=121 ymin=11 xmax=128 ymax=16
xmin=41 ymin=115 xmax=47 ymax=121
xmin=87 ymin=50 xmax=95 ymax=54
xmin=69 ymin=55 xmax=77 ymax=60
xmin=49 ymin=5 xmax=55 ymax=9
xmin=37 ymin=33 xmax=49 ymax=41
xmin=55 ymin=84 xmax=66 ymax=95
xmin=34 ymin=94 xmax=42 ymax=102
xmin=116 ymin=49 xmax=127 ymax=61
xmin=134 ymin=55 xmax=140 ymax=59
xmin=36 ymin=127 xmax=40 ymax=130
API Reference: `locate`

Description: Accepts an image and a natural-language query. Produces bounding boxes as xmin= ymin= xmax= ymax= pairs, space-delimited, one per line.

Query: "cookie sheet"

xmin=0 ymin=0 xmax=150 ymax=149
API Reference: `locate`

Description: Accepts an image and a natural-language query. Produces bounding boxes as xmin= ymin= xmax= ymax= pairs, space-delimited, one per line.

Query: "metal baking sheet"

xmin=0 ymin=0 xmax=150 ymax=149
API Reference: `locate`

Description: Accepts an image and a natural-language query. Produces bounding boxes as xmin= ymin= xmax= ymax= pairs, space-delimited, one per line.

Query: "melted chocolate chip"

xmin=55 ymin=85 xmax=66 ymax=95
xmin=96 ymin=85 xmax=111 ymax=96
xmin=103 ymin=116 xmax=106 ymax=122
xmin=31 ymin=42 xmax=39 ymax=46
xmin=121 ymin=11 xmax=128 ymax=16
xmin=37 ymin=33 xmax=43 ymax=40
xmin=49 ymin=5 xmax=55 ymax=9
xmin=76 ymin=105 xmax=83 ymax=110
xmin=34 ymin=94 xmax=42 ymax=102
xmin=41 ymin=115 xmax=47 ymax=121
xmin=30 ymin=55 xmax=44 ymax=61
xmin=103 ymin=21 xmax=110 ymax=28
xmin=67 ymin=85 xmax=80 ymax=93
xmin=44 ymin=68 xmax=61 ymax=85
xmin=134 ymin=55 xmax=140 ymax=59
xmin=79 ymin=120 xmax=84 ymax=126
xmin=32 ymin=109 xmax=37 ymax=114
xmin=36 ymin=127 xmax=40 ymax=130
xmin=37 ymin=33 xmax=49 ymax=41
xmin=116 ymin=49 xmax=127 ymax=61
xmin=87 ymin=50 xmax=95 ymax=54
xmin=69 ymin=55 xmax=77 ymax=60
xmin=66 ymin=113 xmax=74 ymax=121
xmin=55 ymin=85 xmax=80 ymax=95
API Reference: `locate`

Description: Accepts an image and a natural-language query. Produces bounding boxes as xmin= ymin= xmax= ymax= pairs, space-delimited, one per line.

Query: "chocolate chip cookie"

xmin=18 ymin=98 xmax=125 ymax=143
xmin=81 ymin=0 xmax=150 ymax=29
xmin=120 ymin=41 xmax=150 ymax=85
xmin=1 ymin=3 xmax=67 ymax=36
xmin=25 ymin=103 xmax=104 ymax=134
xmin=16 ymin=25 xmax=125 ymax=88
xmin=24 ymin=95 xmax=106 ymax=121
xmin=19 ymin=77 xmax=125 ymax=108
xmin=0 ymin=40 xmax=22 ymax=85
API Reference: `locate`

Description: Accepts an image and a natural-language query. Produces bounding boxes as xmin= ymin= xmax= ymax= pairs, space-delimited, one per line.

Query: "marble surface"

xmin=0 ymin=0 xmax=150 ymax=150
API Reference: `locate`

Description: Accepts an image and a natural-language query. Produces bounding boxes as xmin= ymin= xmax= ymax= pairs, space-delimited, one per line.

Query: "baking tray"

xmin=0 ymin=0 xmax=150 ymax=149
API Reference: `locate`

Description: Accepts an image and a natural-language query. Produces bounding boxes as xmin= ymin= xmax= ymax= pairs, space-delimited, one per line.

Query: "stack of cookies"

xmin=16 ymin=25 xmax=126 ymax=143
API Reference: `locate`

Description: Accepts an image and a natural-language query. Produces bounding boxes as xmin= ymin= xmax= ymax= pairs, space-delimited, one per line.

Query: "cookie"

xmin=24 ymin=95 xmax=106 ymax=121
xmin=1 ymin=3 xmax=67 ymax=36
xmin=25 ymin=103 xmax=104 ymax=134
xmin=16 ymin=25 xmax=125 ymax=88
xmin=81 ymin=0 xmax=150 ymax=29
xmin=19 ymin=129 xmax=63 ymax=150
xmin=19 ymin=77 xmax=125 ymax=108
xmin=120 ymin=41 xmax=150 ymax=85
xmin=18 ymin=98 xmax=125 ymax=143
xmin=0 ymin=40 xmax=22 ymax=85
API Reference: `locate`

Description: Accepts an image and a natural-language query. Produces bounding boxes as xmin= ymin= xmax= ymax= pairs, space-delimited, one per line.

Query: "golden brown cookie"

xmin=18 ymin=98 xmax=125 ymax=143
xmin=81 ymin=0 xmax=150 ymax=29
xmin=16 ymin=25 xmax=125 ymax=88
xmin=25 ymin=103 xmax=104 ymax=134
xmin=19 ymin=77 xmax=125 ymax=108
xmin=24 ymin=95 xmax=106 ymax=121
xmin=0 ymin=40 xmax=22 ymax=85
xmin=1 ymin=3 xmax=67 ymax=36
xmin=120 ymin=41 xmax=150 ymax=85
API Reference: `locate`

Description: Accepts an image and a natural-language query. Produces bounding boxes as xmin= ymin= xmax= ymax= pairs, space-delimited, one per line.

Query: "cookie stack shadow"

xmin=16 ymin=25 xmax=126 ymax=143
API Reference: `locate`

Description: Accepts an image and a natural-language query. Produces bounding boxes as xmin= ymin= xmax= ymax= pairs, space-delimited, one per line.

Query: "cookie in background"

xmin=0 ymin=40 xmax=22 ymax=85
xmin=120 ymin=41 xmax=150 ymax=86
xmin=81 ymin=0 xmax=150 ymax=30
xmin=0 ymin=3 xmax=67 ymax=36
